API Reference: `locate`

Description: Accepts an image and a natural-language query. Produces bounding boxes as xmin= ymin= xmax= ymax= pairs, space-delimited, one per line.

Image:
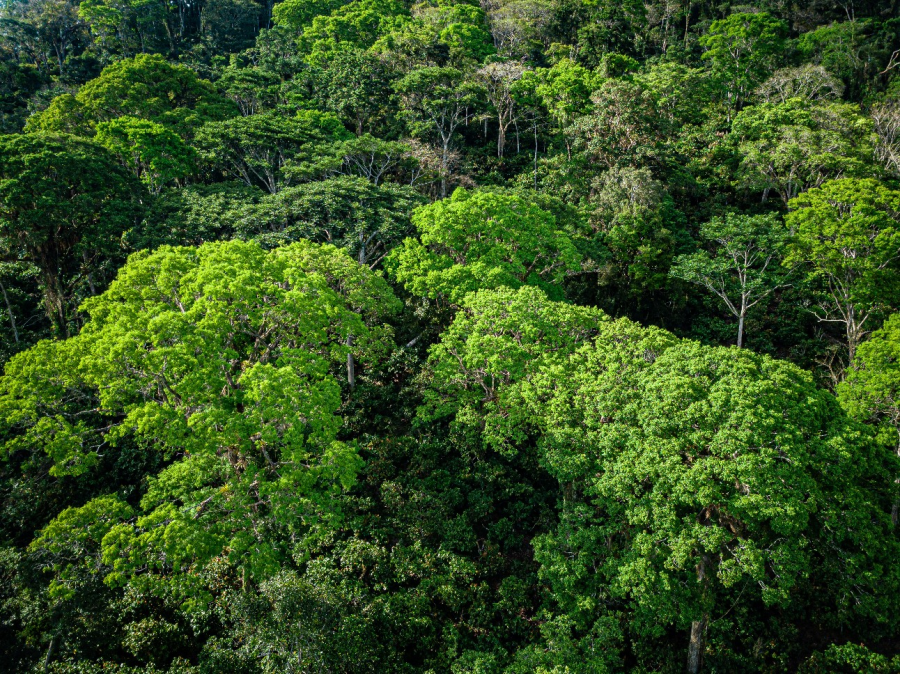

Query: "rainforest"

xmin=0 ymin=0 xmax=900 ymax=671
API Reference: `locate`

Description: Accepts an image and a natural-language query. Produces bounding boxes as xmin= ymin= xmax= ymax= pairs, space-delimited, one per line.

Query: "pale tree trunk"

xmin=737 ymin=289 xmax=749 ymax=348
xmin=440 ymin=135 xmax=451 ymax=199
xmin=346 ymin=333 xmax=355 ymax=388
xmin=687 ymin=614 xmax=708 ymax=674
xmin=0 ymin=278 xmax=19 ymax=344
xmin=43 ymin=633 xmax=58 ymax=672
xmin=687 ymin=555 xmax=711 ymax=674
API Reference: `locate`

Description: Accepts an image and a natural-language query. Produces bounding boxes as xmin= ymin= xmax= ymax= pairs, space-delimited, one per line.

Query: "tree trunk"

xmin=687 ymin=554 xmax=710 ymax=673
xmin=44 ymin=272 xmax=68 ymax=338
xmin=737 ymin=312 xmax=745 ymax=348
xmin=687 ymin=614 xmax=708 ymax=674
xmin=0 ymin=278 xmax=19 ymax=344
xmin=440 ymin=139 xmax=450 ymax=199
xmin=346 ymin=333 xmax=355 ymax=388
xmin=43 ymin=633 xmax=57 ymax=672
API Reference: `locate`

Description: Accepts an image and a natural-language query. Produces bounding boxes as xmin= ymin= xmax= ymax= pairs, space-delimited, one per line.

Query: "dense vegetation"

xmin=0 ymin=0 xmax=899 ymax=671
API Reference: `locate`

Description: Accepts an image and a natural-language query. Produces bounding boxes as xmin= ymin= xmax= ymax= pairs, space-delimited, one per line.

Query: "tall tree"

xmin=670 ymin=213 xmax=791 ymax=348
xmin=0 ymin=134 xmax=143 ymax=336
xmin=388 ymin=188 xmax=581 ymax=302
xmin=785 ymin=178 xmax=900 ymax=368
xmin=395 ymin=66 xmax=480 ymax=197
xmin=518 ymin=334 xmax=899 ymax=674
xmin=476 ymin=60 xmax=525 ymax=158
xmin=699 ymin=12 xmax=788 ymax=112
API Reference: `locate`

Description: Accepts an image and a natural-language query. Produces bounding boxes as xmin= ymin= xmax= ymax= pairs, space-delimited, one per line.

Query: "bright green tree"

xmin=519 ymin=334 xmax=899 ymax=674
xmin=699 ymin=12 xmax=788 ymax=111
xmin=95 ymin=116 xmax=197 ymax=193
xmin=271 ymin=0 xmax=343 ymax=30
xmin=421 ymin=285 xmax=607 ymax=432
xmin=4 ymin=240 xmax=398 ymax=591
xmin=388 ymin=188 xmax=581 ymax=303
xmin=298 ymin=0 xmax=408 ymax=67
xmin=839 ymin=312 xmax=900 ymax=524
xmin=785 ymin=178 xmax=900 ymax=366
xmin=670 ymin=213 xmax=791 ymax=348
xmin=26 ymin=54 xmax=238 ymax=138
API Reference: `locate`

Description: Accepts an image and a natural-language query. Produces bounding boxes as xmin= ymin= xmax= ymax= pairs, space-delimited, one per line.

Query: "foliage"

xmin=699 ymin=12 xmax=788 ymax=109
xmin=95 ymin=116 xmax=196 ymax=193
xmin=785 ymin=178 xmax=900 ymax=365
xmin=388 ymin=188 xmax=580 ymax=302
xmin=2 ymin=0 xmax=900 ymax=670
xmin=194 ymin=110 xmax=351 ymax=193
xmin=670 ymin=213 xmax=791 ymax=347
xmin=0 ymin=133 xmax=143 ymax=335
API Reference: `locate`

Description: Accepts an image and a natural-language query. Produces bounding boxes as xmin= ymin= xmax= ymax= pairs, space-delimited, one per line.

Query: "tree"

xmin=839 ymin=312 xmax=900 ymax=524
xmin=699 ymin=12 xmax=788 ymax=111
xmin=0 ymin=134 xmax=143 ymax=336
xmin=95 ymin=116 xmax=196 ymax=193
xmin=271 ymin=0 xmax=343 ymax=30
xmin=421 ymin=284 xmax=607 ymax=435
xmin=785 ymin=178 xmax=900 ymax=367
xmin=23 ymin=93 xmax=93 ymax=136
xmin=3 ymin=240 xmax=396 ymax=589
xmin=26 ymin=54 xmax=238 ymax=138
xmin=395 ymin=66 xmax=481 ymax=197
xmin=77 ymin=0 xmax=169 ymax=58
xmin=568 ymin=79 xmax=665 ymax=171
xmin=476 ymin=60 xmax=525 ymax=158
xmin=1 ymin=0 xmax=86 ymax=78
xmin=320 ymin=48 xmax=395 ymax=136
xmin=239 ymin=176 xmax=425 ymax=268
xmin=872 ymin=101 xmax=900 ymax=178
xmin=326 ymin=134 xmax=418 ymax=186
xmin=135 ymin=181 xmax=260 ymax=249
xmin=587 ymin=166 xmax=689 ymax=318
xmin=387 ymin=188 xmax=581 ymax=303
xmin=373 ymin=0 xmax=494 ymax=68
xmin=518 ymin=334 xmax=898 ymax=674
xmin=195 ymin=110 xmax=351 ymax=193
xmin=754 ymin=64 xmax=844 ymax=104
xmin=485 ymin=0 xmax=553 ymax=59
xmin=732 ymin=99 xmax=876 ymax=205
xmin=216 ymin=63 xmax=281 ymax=117
xmin=200 ymin=0 xmax=260 ymax=54
xmin=670 ymin=213 xmax=791 ymax=348
xmin=298 ymin=0 xmax=407 ymax=67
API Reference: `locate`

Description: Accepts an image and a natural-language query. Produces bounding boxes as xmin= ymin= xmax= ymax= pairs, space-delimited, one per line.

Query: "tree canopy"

xmin=1 ymin=0 xmax=900 ymax=670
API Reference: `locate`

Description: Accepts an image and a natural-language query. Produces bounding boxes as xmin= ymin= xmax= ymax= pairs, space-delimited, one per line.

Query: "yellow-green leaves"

xmin=7 ymin=239 xmax=395 ymax=588
xmin=388 ymin=188 xmax=581 ymax=303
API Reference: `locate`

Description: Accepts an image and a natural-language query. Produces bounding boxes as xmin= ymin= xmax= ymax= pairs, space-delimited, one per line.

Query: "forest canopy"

xmin=0 ymin=0 xmax=900 ymax=672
